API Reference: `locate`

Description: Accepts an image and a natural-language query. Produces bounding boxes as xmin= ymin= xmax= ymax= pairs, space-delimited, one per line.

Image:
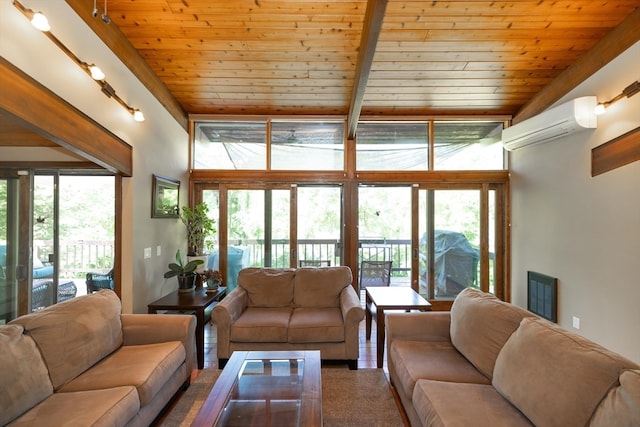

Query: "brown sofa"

xmin=0 ymin=290 xmax=196 ymax=426
xmin=213 ymin=266 xmax=364 ymax=369
xmin=387 ymin=288 xmax=640 ymax=427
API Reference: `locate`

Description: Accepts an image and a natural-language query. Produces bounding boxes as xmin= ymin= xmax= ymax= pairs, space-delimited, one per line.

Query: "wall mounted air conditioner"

xmin=502 ymin=96 xmax=597 ymax=151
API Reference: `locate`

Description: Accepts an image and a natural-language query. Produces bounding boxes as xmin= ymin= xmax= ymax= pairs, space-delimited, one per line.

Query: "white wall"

xmin=510 ymin=42 xmax=640 ymax=363
xmin=0 ymin=0 xmax=191 ymax=313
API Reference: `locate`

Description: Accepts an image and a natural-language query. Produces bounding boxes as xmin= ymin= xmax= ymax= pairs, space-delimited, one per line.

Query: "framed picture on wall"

xmin=151 ymin=175 xmax=180 ymax=218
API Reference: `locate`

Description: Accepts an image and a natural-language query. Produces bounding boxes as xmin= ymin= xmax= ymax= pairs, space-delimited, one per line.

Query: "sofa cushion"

xmin=230 ymin=307 xmax=292 ymax=342
xmin=0 ymin=325 xmax=53 ymax=426
xmin=9 ymin=290 xmax=123 ymax=390
xmin=493 ymin=317 xmax=638 ymax=427
xmin=389 ymin=339 xmax=491 ymax=401
xmin=590 ymin=369 xmax=640 ymax=427
xmin=450 ymin=288 xmax=533 ymax=379
xmin=412 ymin=379 xmax=533 ymax=427
xmin=8 ymin=386 xmax=139 ymax=427
xmin=58 ymin=341 xmax=185 ymax=406
xmin=293 ymin=266 xmax=351 ymax=308
xmin=288 ymin=307 xmax=344 ymax=343
xmin=239 ymin=268 xmax=295 ymax=307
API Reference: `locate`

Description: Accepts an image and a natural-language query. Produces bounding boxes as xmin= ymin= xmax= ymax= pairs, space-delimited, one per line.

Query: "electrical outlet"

xmin=157 ymin=246 xmax=162 ymax=257
xmin=144 ymin=247 xmax=152 ymax=259
xmin=572 ymin=316 xmax=581 ymax=330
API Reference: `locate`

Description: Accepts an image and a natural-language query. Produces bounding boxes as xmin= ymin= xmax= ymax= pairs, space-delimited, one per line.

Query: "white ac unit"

xmin=502 ymin=96 xmax=597 ymax=151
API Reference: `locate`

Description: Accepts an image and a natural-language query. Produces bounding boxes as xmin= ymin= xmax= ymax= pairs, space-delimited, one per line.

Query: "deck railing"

xmin=34 ymin=240 xmax=114 ymax=278
xmin=33 ymin=238 xmax=413 ymax=280
xmin=232 ymin=238 xmax=412 ymax=279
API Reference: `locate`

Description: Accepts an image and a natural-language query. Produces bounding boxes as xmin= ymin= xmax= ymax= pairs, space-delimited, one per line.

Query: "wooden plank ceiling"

xmin=97 ymin=0 xmax=638 ymax=127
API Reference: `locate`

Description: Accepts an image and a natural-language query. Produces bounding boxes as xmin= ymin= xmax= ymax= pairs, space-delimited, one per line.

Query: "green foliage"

xmin=163 ymin=249 xmax=204 ymax=278
xmin=180 ymin=202 xmax=217 ymax=255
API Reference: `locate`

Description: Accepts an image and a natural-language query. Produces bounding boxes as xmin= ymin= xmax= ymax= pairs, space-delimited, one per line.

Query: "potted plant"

xmin=164 ymin=249 xmax=204 ymax=292
xmin=202 ymin=269 xmax=223 ymax=291
xmin=180 ymin=202 xmax=217 ymax=257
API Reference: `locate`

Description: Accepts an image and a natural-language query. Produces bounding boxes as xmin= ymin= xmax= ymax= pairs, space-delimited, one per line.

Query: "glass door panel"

xmin=358 ymin=186 xmax=412 ymax=292
xmin=58 ymin=175 xmax=115 ymax=297
xmin=269 ymin=190 xmax=290 ymax=267
xmin=419 ymin=189 xmax=481 ymax=300
xmin=297 ymin=186 xmax=342 ymax=266
xmin=0 ymin=177 xmax=19 ymax=323
xmin=33 ymin=175 xmax=56 ymax=310
xmin=227 ymin=189 xmax=263 ymax=292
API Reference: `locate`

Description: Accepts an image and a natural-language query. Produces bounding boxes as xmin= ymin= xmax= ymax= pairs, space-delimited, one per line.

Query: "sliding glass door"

xmin=0 ymin=175 xmax=21 ymax=323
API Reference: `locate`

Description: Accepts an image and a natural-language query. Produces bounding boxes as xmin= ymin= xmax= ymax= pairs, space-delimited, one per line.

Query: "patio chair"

xmin=299 ymin=260 xmax=331 ymax=267
xmin=359 ymin=260 xmax=392 ymax=291
xmin=86 ymin=268 xmax=114 ymax=293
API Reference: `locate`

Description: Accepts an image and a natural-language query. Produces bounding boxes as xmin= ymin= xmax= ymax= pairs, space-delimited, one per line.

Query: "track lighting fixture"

xmin=88 ymin=64 xmax=105 ymax=81
xmin=13 ymin=1 xmax=144 ymax=122
xmin=594 ymin=80 xmax=640 ymax=115
xmin=30 ymin=11 xmax=50 ymax=31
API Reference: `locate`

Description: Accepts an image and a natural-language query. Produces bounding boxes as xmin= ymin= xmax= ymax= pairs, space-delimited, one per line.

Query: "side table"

xmin=148 ymin=287 xmax=226 ymax=369
xmin=365 ymin=287 xmax=432 ymax=368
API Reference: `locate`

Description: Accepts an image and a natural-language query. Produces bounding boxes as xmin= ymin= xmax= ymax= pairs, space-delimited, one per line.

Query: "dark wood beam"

xmin=0 ymin=58 xmax=132 ymax=176
xmin=347 ymin=0 xmax=388 ymax=139
xmin=65 ymin=0 xmax=188 ymax=131
xmin=513 ymin=7 xmax=640 ymax=124
xmin=592 ymin=126 xmax=640 ymax=177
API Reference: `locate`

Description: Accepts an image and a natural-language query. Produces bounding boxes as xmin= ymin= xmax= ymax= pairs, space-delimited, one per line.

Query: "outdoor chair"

xmin=359 ymin=260 xmax=392 ymax=291
xmin=85 ymin=268 xmax=114 ymax=293
xmin=299 ymin=260 xmax=331 ymax=267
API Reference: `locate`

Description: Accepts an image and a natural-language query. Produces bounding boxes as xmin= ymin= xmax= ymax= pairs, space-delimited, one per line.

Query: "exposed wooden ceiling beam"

xmin=65 ymin=0 xmax=188 ymax=131
xmin=0 ymin=58 xmax=132 ymax=176
xmin=513 ymin=7 xmax=640 ymax=124
xmin=347 ymin=0 xmax=388 ymax=140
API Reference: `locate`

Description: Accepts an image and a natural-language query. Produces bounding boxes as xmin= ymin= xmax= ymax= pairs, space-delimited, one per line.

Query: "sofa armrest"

xmin=340 ymin=285 xmax=365 ymax=325
xmin=212 ymin=287 xmax=248 ymax=359
xmin=121 ymin=313 xmax=197 ymax=375
xmin=386 ymin=311 xmax=452 ymax=343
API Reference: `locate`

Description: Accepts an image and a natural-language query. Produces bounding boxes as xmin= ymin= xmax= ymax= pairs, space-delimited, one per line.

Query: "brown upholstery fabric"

xmin=238 ymin=268 xmax=295 ymax=307
xmin=450 ymin=287 xmax=534 ymax=379
xmin=590 ymin=369 xmax=640 ymax=427
xmin=389 ymin=339 xmax=491 ymax=400
xmin=288 ymin=307 xmax=344 ymax=343
xmin=493 ymin=317 xmax=639 ymax=427
xmin=10 ymin=290 xmax=123 ymax=390
xmin=8 ymin=387 xmax=139 ymax=427
xmin=413 ymin=379 xmax=533 ymax=427
xmin=230 ymin=307 xmax=292 ymax=342
xmin=58 ymin=341 xmax=185 ymax=406
xmin=0 ymin=325 xmax=53 ymax=426
xmin=293 ymin=266 xmax=351 ymax=307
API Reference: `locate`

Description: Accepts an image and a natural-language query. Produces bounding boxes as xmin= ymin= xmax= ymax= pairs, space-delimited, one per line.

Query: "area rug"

xmin=158 ymin=367 xmax=405 ymax=426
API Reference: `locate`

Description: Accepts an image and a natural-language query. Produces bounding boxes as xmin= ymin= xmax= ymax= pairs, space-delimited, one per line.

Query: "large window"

xmin=356 ymin=123 xmax=429 ymax=171
xmin=190 ymin=117 xmax=509 ymax=307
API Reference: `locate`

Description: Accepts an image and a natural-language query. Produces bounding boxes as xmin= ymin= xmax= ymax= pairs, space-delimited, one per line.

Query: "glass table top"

xmin=217 ymin=358 xmax=305 ymax=426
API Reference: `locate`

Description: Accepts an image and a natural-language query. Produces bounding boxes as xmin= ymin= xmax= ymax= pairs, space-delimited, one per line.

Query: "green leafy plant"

xmin=180 ymin=202 xmax=216 ymax=256
xmin=163 ymin=249 xmax=204 ymax=279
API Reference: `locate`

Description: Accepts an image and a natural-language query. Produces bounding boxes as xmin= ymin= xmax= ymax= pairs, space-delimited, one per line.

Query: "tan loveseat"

xmin=387 ymin=288 xmax=640 ymax=427
xmin=213 ymin=266 xmax=364 ymax=369
xmin=0 ymin=290 xmax=196 ymax=426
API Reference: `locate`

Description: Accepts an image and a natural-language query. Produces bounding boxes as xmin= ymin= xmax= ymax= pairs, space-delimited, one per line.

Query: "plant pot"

xmin=177 ymin=273 xmax=197 ymax=293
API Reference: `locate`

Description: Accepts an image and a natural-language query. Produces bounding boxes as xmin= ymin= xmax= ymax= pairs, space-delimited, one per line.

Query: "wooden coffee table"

xmin=147 ymin=287 xmax=226 ymax=369
xmin=192 ymin=350 xmax=322 ymax=426
xmin=365 ymin=287 xmax=432 ymax=368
